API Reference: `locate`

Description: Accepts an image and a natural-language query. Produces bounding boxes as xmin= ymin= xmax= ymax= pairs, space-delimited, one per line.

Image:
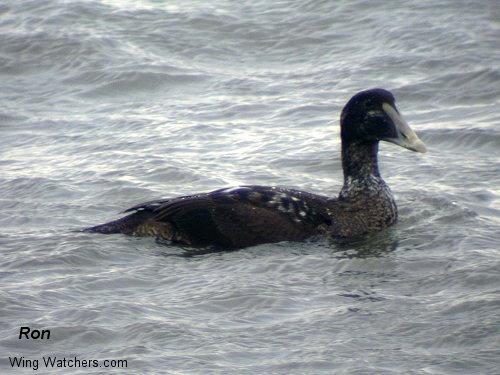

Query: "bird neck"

xmin=340 ymin=140 xmax=382 ymax=191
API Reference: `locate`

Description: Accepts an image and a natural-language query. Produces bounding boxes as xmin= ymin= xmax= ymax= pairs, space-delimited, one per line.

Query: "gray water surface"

xmin=1 ymin=0 xmax=499 ymax=374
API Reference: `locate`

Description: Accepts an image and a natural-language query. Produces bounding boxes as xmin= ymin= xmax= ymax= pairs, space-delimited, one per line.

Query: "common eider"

xmin=86 ymin=88 xmax=426 ymax=248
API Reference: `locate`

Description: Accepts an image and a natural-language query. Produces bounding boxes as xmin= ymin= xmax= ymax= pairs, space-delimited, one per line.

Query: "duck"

xmin=85 ymin=88 xmax=426 ymax=248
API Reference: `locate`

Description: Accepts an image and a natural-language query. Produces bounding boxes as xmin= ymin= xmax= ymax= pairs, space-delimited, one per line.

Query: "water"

xmin=1 ymin=0 xmax=499 ymax=373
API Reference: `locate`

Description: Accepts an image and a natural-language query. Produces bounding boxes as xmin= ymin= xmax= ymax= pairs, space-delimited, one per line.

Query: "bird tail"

xmin=83 ymin=210 xmax=151 ymax=235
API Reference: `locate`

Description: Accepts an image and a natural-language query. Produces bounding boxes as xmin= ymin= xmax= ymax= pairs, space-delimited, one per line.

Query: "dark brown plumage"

xmin=85 ymin=88 xmax=426 ymax=248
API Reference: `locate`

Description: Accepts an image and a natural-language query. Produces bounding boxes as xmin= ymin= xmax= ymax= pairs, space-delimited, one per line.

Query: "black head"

xmin=340 ymin=88 xmax=426 ymax=153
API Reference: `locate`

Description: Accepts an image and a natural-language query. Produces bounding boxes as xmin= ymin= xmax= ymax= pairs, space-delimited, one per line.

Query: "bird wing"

xmin=148 ymin=185 xmax=332 ymax=247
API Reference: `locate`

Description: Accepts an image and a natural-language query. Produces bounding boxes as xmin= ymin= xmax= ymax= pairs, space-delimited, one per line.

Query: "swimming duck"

xmin=86 ymin=88 xmax=426 ymax=248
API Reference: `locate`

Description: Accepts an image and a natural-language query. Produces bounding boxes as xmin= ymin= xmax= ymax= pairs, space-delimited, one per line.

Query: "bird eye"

xmin=364 ymin=99 xmax=377 ymax=109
